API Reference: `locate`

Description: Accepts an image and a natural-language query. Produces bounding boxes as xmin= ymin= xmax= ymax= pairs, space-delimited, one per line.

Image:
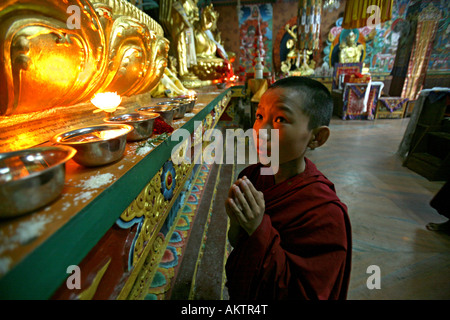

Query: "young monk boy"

xmin=225 ymin=76 xmax=352 ymax=300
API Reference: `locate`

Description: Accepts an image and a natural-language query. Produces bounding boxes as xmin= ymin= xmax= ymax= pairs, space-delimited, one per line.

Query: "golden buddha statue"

xmin=160 ymin=1 xmax=231 ymax=86
xmin=190 ymin=4 xmax=227 ymax=81
xmin=339 ymin=31 xmax=364 ymax=64
xmin=150 ymin=67 xmax=191 ymax=98
xmin=194 ymin=4 xmax=217 ymax=58
xmin=210 ymin=9 xmax=223 ymax=47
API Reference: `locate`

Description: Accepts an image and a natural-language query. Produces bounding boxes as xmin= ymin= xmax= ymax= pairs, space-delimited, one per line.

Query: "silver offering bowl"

xmin=104 ymin=112 xmax=160 ymax=141
xmin=170 ymin=96 xmax=196 ymax=113
xmin=137 ymin=105 xmax=175 ymax=125
xmin=156 ymin=101 xmax=187 ymax=119
xmin=0 ymin=146 xmax=76 ymax=218
xmin=52 ymin=124 xmax=133 ymax=167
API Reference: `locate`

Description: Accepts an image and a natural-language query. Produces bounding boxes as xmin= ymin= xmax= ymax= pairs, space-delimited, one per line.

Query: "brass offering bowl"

xmin=52 ymin=124 xmax=133 ymax=167
xmin=104 ymin=112 xmax=160 ymax=141
xmin=137 ymin=105 xmax=174 ymax=125
xmin=0 ymin=146 xmax=76 ymax=218
xmin=156 ymin=101 xmax=187 ymax=119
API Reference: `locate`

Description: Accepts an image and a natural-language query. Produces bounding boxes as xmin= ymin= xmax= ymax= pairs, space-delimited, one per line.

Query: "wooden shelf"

xmin=404 ymin=90 xmax=450 ymax=181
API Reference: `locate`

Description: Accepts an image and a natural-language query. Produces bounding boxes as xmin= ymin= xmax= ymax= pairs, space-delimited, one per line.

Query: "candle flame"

xmin=188 ymin=90 xmax=197 ymax=99
xmin=91 ymin=92 xmax=122 ymax=113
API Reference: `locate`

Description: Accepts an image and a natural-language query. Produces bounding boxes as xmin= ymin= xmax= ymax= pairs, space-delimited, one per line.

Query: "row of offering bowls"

xmin=0 ymin=94 xmax=198 ymax=218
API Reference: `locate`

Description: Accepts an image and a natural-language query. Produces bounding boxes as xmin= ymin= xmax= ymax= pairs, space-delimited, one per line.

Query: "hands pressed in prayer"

xmin=225 ymin=176 xmax=265 ymax=237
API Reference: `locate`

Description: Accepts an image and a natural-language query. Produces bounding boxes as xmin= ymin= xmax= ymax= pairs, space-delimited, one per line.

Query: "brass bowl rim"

xmin=156 ymin=101 xmax=183 ymax=107
xmin=52 ymin=124 xmax=133 ymax=145
xmin=0 ymin=146 xmax=77 ymax=185
xmin=103 ymin=112 xmax=160 ymax=123
xmin=137 ymin=105 xmax=174 ymax=113
xmin=170 ymin=97 xmax=195 ymax=103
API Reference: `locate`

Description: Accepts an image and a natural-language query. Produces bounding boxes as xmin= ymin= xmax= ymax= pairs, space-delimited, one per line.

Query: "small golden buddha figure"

xmin=160 ymin=1 xmax=230 ymax=85
xmin=339 ymin=31 xmax=364 ymax=64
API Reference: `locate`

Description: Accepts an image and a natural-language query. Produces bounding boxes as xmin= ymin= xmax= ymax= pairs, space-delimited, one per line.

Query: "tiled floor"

xmin=305 ymin=117 xmax=450 ymax=299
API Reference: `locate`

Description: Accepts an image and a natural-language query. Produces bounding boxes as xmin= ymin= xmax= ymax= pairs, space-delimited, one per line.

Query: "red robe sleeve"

xmin=225 ymin=202 xmax=350 ymax=300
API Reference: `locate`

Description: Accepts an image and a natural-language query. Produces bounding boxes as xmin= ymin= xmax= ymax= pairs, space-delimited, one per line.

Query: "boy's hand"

xmin=225 ymin=189 xmax=240 ymax=226
xmin=229 ymin=176 xmax=265 ymax=236
xmin=225 ymin=185 xmax=244 ymax=247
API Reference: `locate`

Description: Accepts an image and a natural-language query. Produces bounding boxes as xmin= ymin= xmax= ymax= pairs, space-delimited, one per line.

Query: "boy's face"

xmin=254 ymin=87 xmax=314 ymax=165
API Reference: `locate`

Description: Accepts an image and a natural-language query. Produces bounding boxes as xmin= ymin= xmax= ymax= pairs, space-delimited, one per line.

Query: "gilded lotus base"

xmin=189 ymin=57 xmax=225 ymax=82
xmin=180 ymin=73 xmax=212 ymax=89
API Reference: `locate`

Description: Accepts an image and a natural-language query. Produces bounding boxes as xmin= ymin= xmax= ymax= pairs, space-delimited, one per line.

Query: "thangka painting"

xmin=238 ymin=4 xmax=273 ymax=75
xmin=428 ymin=0 xmax=450 ymax=72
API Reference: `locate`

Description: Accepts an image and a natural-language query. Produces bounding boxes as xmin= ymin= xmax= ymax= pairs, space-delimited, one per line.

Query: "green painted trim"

xmin=0 ymin=87 xmax=241 ymax=299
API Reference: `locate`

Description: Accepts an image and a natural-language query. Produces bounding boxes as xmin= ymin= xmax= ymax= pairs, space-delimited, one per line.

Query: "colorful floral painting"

xmin=238 ymin=4 xmax=273 ymax=75
xmin=161 ymin=161 xmax=176 ymax=201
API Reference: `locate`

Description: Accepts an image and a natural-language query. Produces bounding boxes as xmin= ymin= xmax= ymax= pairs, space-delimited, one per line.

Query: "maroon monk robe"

xmin=225 ymin=158 xmax=352 ymax=300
